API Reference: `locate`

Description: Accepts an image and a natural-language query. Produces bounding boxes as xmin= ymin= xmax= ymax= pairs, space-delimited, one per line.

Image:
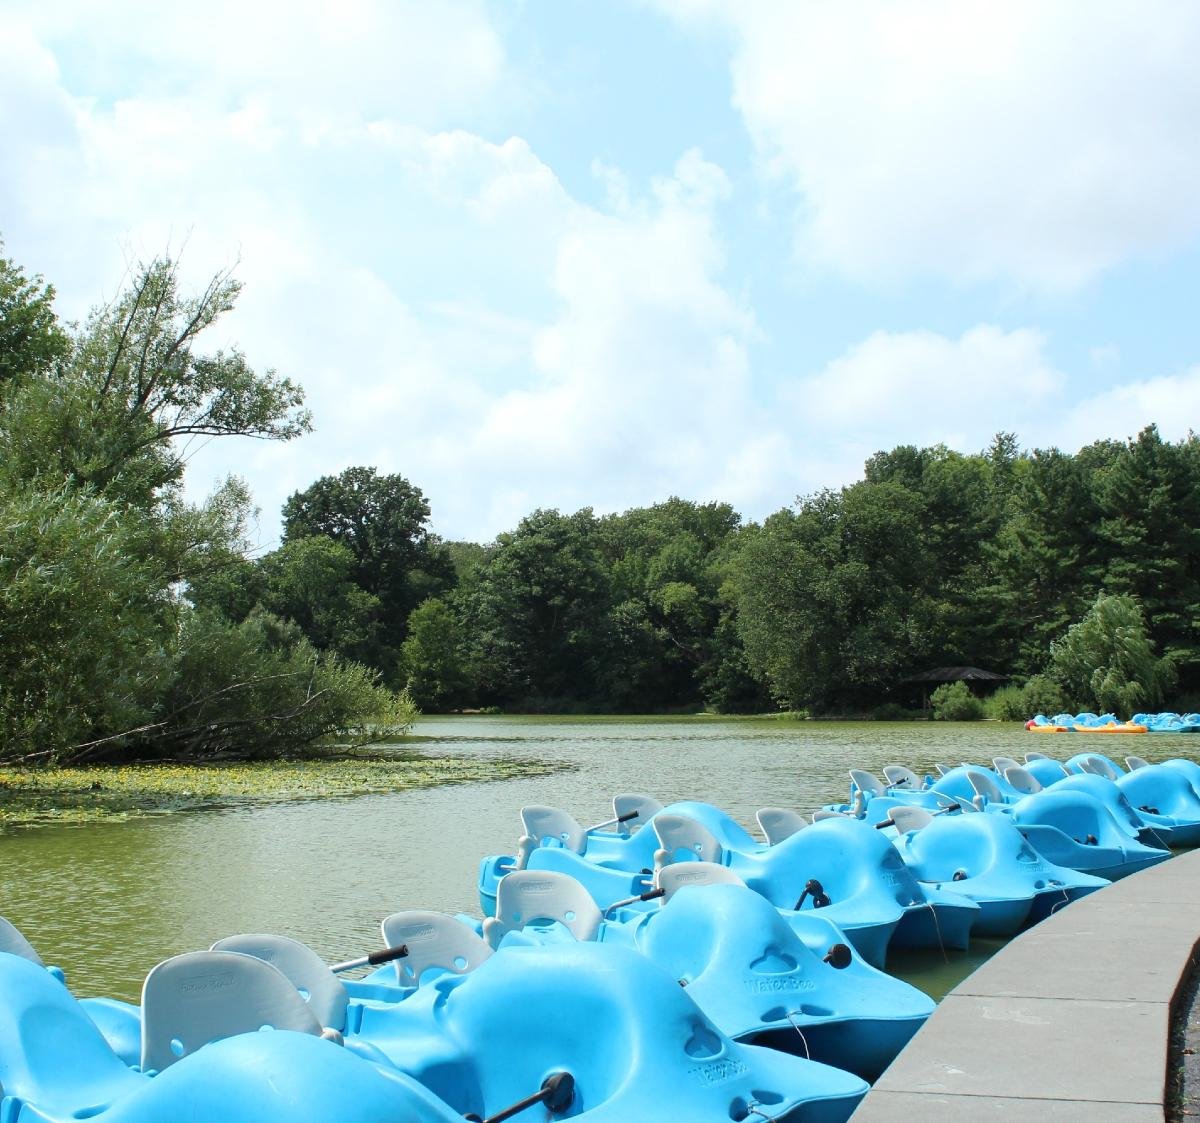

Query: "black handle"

xmin=366 ymin=943 xmax=409 ymax=967
xmin=616 ymin=810 xmax=640 ymax=824
xmin=638 ymin=887 xmax=666 ymax=902
xmin=874 ymin=818 xmax=895 ymax=830
xmin=466 ymin=1072 xmax=575 ymax=1123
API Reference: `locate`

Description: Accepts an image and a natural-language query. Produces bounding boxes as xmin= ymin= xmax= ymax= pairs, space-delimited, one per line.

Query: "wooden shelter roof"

xmin=901 ymin=666 xmax=1008 ymax=684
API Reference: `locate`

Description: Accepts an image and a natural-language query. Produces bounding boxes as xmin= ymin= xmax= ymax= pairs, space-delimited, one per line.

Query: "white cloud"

xmin=1057 ymin=367 xmax=1200 ymax=451
xmin=661 ymin=0 xmax=1200 ymax=289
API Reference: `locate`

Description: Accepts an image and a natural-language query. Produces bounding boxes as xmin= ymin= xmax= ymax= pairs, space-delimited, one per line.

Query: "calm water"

xmin=0 ymin=717 xmax=1087 ymax=1001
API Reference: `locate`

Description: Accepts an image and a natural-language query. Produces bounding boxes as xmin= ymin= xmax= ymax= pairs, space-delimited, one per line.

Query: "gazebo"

xmin=901 ymin=666 xmax=1008 ymax=710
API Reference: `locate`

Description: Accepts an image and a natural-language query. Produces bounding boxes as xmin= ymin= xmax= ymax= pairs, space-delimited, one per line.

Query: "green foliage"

xmin=0 ymin=245 xmax=69 ymax=383
xmin=400 ymin=598 xmax=469 ymax=712
xmin=282 ymin=467 xmax=453 ymax=657
xmin=929 ymin=681 xmax=985 ymax=721
xmin=869 ymin=702 xmax=924 ymax=721
xmin=1020 ymin=674 xmax=1072 ymax=717
xmin=0 ymin=243 xmax=413 ymax=766
xmin=0 ymin=484 xmax=172 ymax=761
xmin=1048 ymin=592 xmax=1175 ymax=714
xmin=146 ymin=609 xmax=415 ymax=760
xmin=984 ymin=684 xmax=1028 ymax=721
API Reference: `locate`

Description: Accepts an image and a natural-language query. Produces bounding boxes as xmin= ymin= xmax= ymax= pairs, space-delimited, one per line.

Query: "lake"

xmin=0 ymin=716 xmax=1061 ymax=1001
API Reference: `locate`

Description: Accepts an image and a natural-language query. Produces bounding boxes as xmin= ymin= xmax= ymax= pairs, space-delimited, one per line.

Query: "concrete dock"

xmin=852 ymin=847 xmax=1200 ymax=1120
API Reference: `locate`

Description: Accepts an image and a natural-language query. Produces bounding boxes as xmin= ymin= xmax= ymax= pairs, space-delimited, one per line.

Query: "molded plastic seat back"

xmin=811 ymin=809 xmax=849 ymax=822
xmin=1072 ymin=753 xmax=1122 ymax=781
xmin=883 ymin=765 xmax=923 ymax=790
xmin=519 ymin=805 xmax=587 ymax=854
xmin=850 ymin=769 xmax=887 ymax=797
xmin=0 ymin=952 xmax=142 ymax=1116
xmin=965 ymin=769 xmax=1006 ymax=805
xmin=612 ymin=793 xmax=663 ymax=834
xmin=0 ymin=916 xmax=44 ymax=965
xmin=992 ymin=756 xmax=1020 ymax=773
xmin=381 ymin=910 xmax=493 ymax=986
xmin=482 ymin=870 xmax=603 ymax=949
xmin=141 ymin=950 xmax=323 ymax=1073
xmin=888 ymin=806 xmax=934 ymax=834
xmin=1126 ymin=755 xmax=1150 ymax=771
xmin=756 ymin=806 xmax=806 ymax=845
xmin=656 ymin=861 xmax=746 ymax=902
xmin=652 ymin=813 xmax=724 ymax=865
xmin=1025 ymin=751 xmax=1053 ymax=761
xmin=209 ymin=933 xmax=348 ymax=1033
xmin=1004 ymin=765 xmax=1043 ymax=795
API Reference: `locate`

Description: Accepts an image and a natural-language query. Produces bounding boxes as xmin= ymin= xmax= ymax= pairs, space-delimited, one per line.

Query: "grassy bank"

xmin=0 ymin=749 xmax=562 ymax=829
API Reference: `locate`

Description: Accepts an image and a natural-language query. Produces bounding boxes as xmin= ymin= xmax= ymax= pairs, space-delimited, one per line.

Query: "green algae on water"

xmin=0 ymin=750 xmax=563 ymax=829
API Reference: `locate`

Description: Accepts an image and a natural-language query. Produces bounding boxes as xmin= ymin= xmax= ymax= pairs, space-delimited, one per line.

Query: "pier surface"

xmin=853 ymin=846 xmax=1200 ymax=1120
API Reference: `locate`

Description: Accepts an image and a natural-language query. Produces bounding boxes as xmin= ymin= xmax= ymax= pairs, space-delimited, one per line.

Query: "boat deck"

xmin=852 ymin=845 xmax=1200 ymax=1120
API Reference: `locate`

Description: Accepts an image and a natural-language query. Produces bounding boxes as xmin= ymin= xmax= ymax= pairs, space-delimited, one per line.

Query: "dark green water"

xmin=1 ymin=717 xmax=1047 ymax=1001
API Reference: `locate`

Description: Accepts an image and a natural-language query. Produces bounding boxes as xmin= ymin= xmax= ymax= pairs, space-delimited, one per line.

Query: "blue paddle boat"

xmin=471 ymin=865 xmax=931 ymax=1081
xmin=882 ymin=806 xmax=1109 ymax=935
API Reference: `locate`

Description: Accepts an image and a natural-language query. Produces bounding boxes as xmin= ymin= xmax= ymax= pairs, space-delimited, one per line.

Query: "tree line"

xmin=2 ymin=243 xmax=1196 ymax=766
xmin=194 ymin=434 xmax=1199 ymax=721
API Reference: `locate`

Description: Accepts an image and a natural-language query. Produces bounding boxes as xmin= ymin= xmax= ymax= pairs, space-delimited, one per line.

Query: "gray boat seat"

xmin=992 ymin=756 xmax=1020 ymax=772
xmin=482 ymin=870 xmax=603 ymax=949
xmin=882 ymin=765 xmax=922 ymax=790
xmin=811 ymin=809 xmax=849 ymax=822
xmin=519 ymin=805 xmax=587 ymax=854
xmin=1126 ymin=755 xmax=1150 ymax=771
xmin=965 ymin=769 xmax=1005 ymax=807
xmin=933 ymin=762 xmax=954 ymax=777
xmin=612 ymin=793 xmax=663 ymax=834
xmin=888 ymin=806 xmax=934 ymax=834
xmin=849 ymin=769 xmax=887 ymax=797
xmin=1003 ymin=765 xmax=1043 ymax=795
xmin=0 ymin=916 xmax=44 ymax=965
xmin=209 ymin=933 xmax=348 ymax=1033
xmin=656 ymin=861 xmax=746 ymax=902
xmin=756 ymin=807 xmax=807 ymax=845
xmin=141 ymin=950 xmax=329 ymax=1073
xmin=380 ymin=910 xmax=493 ymax=986
xmin=1025 ymin=751 xmax=1052 ymax=762
xmin=1078 ymin=755 xmax=1121 ymax=781
xmin=652 ymin=813 xmax=723 ymax=870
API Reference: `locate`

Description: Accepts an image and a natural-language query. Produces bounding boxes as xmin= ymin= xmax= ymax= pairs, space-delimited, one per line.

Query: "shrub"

xmin=1020 ymin=674 xmax=1072 ymax=718
xmin=929 ymin=680 xmax=985 ymax=721
xmin=985 ymin=684 xmax=1028 ymax=722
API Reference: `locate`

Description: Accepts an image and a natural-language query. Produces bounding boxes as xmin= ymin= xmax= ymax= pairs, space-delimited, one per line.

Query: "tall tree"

xmin=282 ymin=467 xmax=454 ymax=659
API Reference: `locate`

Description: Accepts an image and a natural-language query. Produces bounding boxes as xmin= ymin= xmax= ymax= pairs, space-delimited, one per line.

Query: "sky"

xmin=3 ymin=0 xmax=1200 ymax=547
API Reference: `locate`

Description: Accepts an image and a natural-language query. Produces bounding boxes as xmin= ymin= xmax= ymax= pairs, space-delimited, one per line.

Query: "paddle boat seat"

xmin=1126 ymin=755 xmax=1150 ymax=771
xmin=381 ymin=909 xmax=494 ymax=988
xmin=208 ymin=934 xmax=349 ymax=1034
xmin=1068 ymin=752 xmax=1124 ymax=780
xmin=1025 ymin=751 xmax=1053 ymax=761
xmin=1003 ymin=765 xmax=1044 ymax=795
xmin=756 ymin=806 xmax=807 ymax=845
xmin=612 ymin=793 xmax=664 ymax=832
xmin=483 ymin=869 xmax=603 ymax=949
xmin=882 ymin=765 xmax=925 ymax=790
xmin=141 ymin=950 xmax=334 ymax=1073
xmin=886 ymin=806 xmax=935 ymax=834
xmin=812 ymin=809 xmax=851 ymax=821
xmin=655 ymin=860 xmax=746 ymax=900
xmin=992 ymin=756 xmax=1020 ymax=773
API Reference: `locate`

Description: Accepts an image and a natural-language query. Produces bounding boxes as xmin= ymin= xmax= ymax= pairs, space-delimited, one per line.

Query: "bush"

xmin=929 ymin=680 xmax=985 ymax=721
xmin=1020 ymin=674 xmax=1072 ymax=718
xmin=985 ymin=684 xmax=1028 ymax=722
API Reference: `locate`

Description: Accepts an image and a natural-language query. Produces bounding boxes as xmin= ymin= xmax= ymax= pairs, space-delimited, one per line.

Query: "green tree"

xmin=0 ymin=246 xmax=412 ymax=763
xmin=282 ymin=467 xmax=454 ymax=663
xmin=1048 ymin=592 xmax=1175 ymax=714
xmin=400 ymin=598 xmax=469 ymax=711
xmin=0 ymin=244 xmax=69 ymax=384
xmin=929 ymin=680 xmax=985 ymax=721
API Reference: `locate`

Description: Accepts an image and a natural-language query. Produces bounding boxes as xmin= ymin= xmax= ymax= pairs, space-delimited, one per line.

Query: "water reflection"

xmin=3 ymin=717 xmax=1041 ymax=999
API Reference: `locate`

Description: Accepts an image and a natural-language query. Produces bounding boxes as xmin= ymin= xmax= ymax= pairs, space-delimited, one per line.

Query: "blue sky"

xmin=3 ymin=0 xmax=1199 ymax=545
